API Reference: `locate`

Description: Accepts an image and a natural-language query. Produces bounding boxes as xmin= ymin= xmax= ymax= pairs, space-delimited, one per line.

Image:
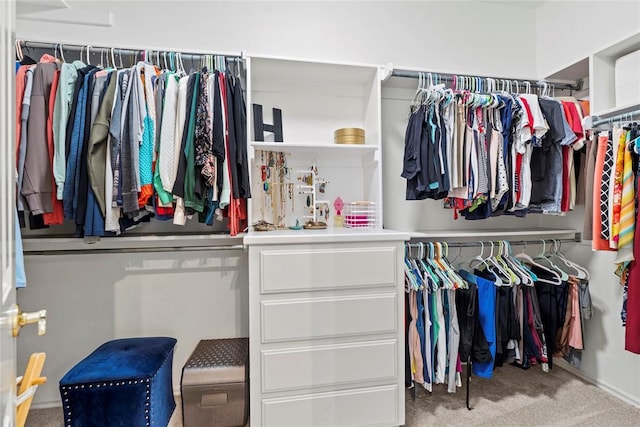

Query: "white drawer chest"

xmin=245 ymin=230 xmax=409 ymax=426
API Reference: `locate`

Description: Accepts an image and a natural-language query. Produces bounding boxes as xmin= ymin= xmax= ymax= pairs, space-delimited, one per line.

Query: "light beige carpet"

xmin=405 ymin=364 xmax=640 ymax=426
xmin=26 ymin=365 xmax=640 ymax=426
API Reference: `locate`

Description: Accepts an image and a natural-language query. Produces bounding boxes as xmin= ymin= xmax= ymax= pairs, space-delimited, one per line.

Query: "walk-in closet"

xmin=2 ymin=1 xmax=640 ymax=426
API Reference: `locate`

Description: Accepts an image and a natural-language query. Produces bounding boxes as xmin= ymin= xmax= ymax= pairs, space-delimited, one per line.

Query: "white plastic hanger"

xmin=533 ymin=240 xmax=569 ymax=281
xmin=502 ymin=241 xmax=531 ymax=285
xmin=15 ymin=39 xmax=24 ymax=62
xmin=425 ymin=242 xmax=450 ymax=289
xmin=434 ymin=242 xmax=460 ymax=289
xmin=496 ymin=241 xmax=520 ymax=285
xmin=516 ymin=242 xmax=561 ymax=285
xmin=552 ymin=240 xmax=589 ymax=280
xmin=441 ymin=242 xmax=467 ymax=288
xmin=506 ymin=242 xmax=535 ymax=286
xmin=485 ymin=241 xmax=510 ymax=286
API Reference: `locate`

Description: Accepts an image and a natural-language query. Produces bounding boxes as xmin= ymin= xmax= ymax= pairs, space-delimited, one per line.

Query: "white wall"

xmin=17 ymin=0 xmax=538 ymax=78
xmin=14 ymin=0 xmax=542 ymax=408
xmin=17 ymin=249 xmax=248 ymax=406
xmin=536 ymin=0 xmax=640 ymax=407
xmin=536 ymin=0 xmax=640 ymax=78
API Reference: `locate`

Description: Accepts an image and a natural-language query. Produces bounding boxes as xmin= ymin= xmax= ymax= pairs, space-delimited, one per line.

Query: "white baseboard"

xmin=31 ymin=392 xmax=183 ymax=410
xmin=31 ymin=400 xmax=61 ymax=410
xmin=555 ymin=358 xmax=640 ymax=408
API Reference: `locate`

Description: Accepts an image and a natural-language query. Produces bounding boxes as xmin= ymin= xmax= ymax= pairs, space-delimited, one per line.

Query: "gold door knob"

xmin=12 ymin=304 xmax=47 ymax=337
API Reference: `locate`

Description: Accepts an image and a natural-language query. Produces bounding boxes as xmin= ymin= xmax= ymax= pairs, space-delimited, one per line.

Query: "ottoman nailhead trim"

xmin=145 ymin=383 xmax=151 ymax=426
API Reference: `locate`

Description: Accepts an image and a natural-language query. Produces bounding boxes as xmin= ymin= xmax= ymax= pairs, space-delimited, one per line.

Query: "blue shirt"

xmin=15 ymin=210 xmax=26 ymax=288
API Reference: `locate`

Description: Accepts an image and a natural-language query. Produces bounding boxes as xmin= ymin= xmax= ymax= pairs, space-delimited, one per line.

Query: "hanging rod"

xmin=593 ymin=109 xmax=640 ymax=127
xmin=17 ymin=40 xmax=243 ymax=62
xmin=23 ymin=244 xmax=245 ymax=256
xmin=388 ymin=68 xmax=582 ymax=93
xmin=407 ymin=237 xmax=578 ymax=249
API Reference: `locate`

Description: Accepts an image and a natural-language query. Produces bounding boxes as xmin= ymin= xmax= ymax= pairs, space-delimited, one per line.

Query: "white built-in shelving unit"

xmin=244 ymin=56 xmax=407 ymax=427
xmin=246 ymin=55 xmax=383 ymax=230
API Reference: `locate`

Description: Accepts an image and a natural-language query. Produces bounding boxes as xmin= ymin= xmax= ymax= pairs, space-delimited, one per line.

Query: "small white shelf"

xmin=595 ymin=32 xmax=640 ymax=60
xmin=250 ymin=141 xmax=378 ymax=154
xmin=409 ymin=228 xmax=580 ymax=242
xmin=22 ymin=233 xmax=245 ymax=254
xmin=592 ymin=102 xmax=640 ymax=120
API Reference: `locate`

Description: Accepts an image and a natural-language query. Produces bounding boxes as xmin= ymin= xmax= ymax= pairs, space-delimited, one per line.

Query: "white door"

xmin=0 ymin=0 xmax=17 ymax=425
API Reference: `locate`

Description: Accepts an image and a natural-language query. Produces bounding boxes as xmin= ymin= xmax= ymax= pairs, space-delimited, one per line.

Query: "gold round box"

xmin=334 ymin=127 xmax=365 ymax=145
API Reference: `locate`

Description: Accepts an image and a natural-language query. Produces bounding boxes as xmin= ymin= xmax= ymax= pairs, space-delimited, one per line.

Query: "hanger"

xmin=482 ymin=241 xmax=509 ymax=286
xmin=516 ymin=241 xmax=561 ymax=285
xmin=533 ymin=240 xmax=569 ymax=281
xmin=178 ymin=52 xmax=186 ymax=75
xmin=168 ymin=52 xmax=175 ymax=72
xmin=403 ymin=244 xmax=419 ymax=292
xmin=432 ymin=242 xmax=454 ymax=290
xmin=512 ymin=241 xmax=539 ymax=281
xmin=59 ymin=44 xmax=67 ymax=63
xmin=98 ymin=48 xmax=104 ymax=68
xmin=16 ymin=40 xmax=37 ymax=65
xmin=499 ymin=241 xmax=528 ymax=285
xmin=409 ymin=244 xmax=426 ymax=291
xmin=494 ymin=241 xmax=519 ymax=285
xmin=449 ymin=243 xmax=464 ymax=269
xmin=438 ymin=242 xmax=463 ymax=289
xmin=469 ymin=241 xmax=489 ymax=270
xmin=552 ymin=240 xmax=589 ymax=280
xmin=417 ymin=242 xmax=440 ymax=290
xmin=431 ymin=242 xmax=454 ymax=290
xmin=511 ymin=241 xmax=536 ymax=284
xmin=418 ymin=242 xmax=437 ymax=290
xmin=15 ymin=39 xmax=24 ymax=62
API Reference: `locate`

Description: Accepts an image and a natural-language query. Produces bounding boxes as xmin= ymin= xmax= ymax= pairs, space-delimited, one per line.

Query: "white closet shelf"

xmin=250 ymin=141 xmax=379 ymax=154
xmin=22 ymin=233 xmax=245 ymax=254
xmin=409 ymin=228 xmax=580 ymax=241
xmin=592 ymin=102 xmax=640 ymax=120
xmin=595 ymin=32 xmax=640 ymax=59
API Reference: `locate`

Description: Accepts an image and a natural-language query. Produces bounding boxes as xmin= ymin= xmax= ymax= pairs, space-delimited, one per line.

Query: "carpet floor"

xmin=26 ymin=364 xmax=640 ymax=426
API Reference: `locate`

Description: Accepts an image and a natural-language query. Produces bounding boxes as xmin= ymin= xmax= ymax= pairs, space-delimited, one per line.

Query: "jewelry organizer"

xmin=296 ymin=164 xmax=330 ymax=228
xmin=255 ymin=150 xmax=294 ymax=229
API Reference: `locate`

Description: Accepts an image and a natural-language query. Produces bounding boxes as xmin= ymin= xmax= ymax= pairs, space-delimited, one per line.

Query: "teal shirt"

xmin=53 ymin=60 xmax=85 ymax=199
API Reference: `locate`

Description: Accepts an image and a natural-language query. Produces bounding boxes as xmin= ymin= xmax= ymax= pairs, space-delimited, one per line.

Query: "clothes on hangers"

xmin=403 ymin=240 xmax=592 ymax=396
xmin=401 ymin=84 xmax=589 ymax=220
xmin=14 ymin=49 xmax=250 ymax=237
xmin=578 ymin=116 xmax=640 ymax=355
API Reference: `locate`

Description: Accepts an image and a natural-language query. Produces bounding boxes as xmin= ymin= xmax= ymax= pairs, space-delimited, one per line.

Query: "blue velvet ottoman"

xmin=59 ymin=337 xmax=177 ymax=427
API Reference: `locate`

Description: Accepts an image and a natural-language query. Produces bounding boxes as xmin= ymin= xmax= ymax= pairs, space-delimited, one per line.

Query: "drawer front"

xmin=261 ymin=340 xmax=397 ymax=393
xmin=262 ymin=385 xmax=398 ymax=427
xmin=261 ymin=293 xmax=396 ymax=343
xmin=260 ymin=247 xmax=396 ymax=293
